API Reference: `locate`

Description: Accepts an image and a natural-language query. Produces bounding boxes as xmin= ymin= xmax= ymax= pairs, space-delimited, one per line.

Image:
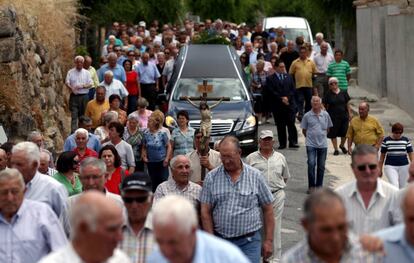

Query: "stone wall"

xmin=0 ymin=6 xmax=72 ymax=153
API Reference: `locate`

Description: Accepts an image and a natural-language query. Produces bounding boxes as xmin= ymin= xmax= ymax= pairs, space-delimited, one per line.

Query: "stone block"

xmin=0 ymin=7 xmax=16 ymax=38
xmin=0 ymin=37 xmax=16 ymax=63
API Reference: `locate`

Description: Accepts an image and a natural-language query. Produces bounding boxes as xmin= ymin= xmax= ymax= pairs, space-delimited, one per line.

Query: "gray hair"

xmin=351 ymin=144 xmax=378 ymax=166
xmin=328 ymin=77 xmax=338 ymax=85
xmin=27 ymin=131 xmax=42 ymax=142
xmin=170 ymin=155 xmax=189 ymax=169
xmin=303 ymin=188 xmax=344 ymax=222
xmin=70 ymin=197 xmax=99 ymax=237
xmin=39 ymin=149 xmax=51 ymax=162
xmin=0 ymin=168 xmax=25 ymax=189
xmin=79 ymin=157 xmax=106 ymax=176
xmin=103 ymin=111 xmax=118 ymax=125
xmin=74 ymin=55 xmax=85 ymax=63
xmin=104 ymin=70 xmax=114 ymax=77
xmin=311 ymin=96 xmax=322 ymax=103
xmin=219 ymin=135 xmax=241 ymax=152
xmin=315 ymin=32 xmax=324 ymax=39
xmin=107 ymin=52 xmax=117 ymax=60
xmin=74 ymin=128 xmax=89 ymax=138
xmin=12 ymin=142 xmax=40 ymax=166
xmin=152 ymin=195 xmax=198 ymax=234
xmin=269 ymin=42 xmax=278 ymax=48
xmin=137 ymin=97 xmax=149 ymax=108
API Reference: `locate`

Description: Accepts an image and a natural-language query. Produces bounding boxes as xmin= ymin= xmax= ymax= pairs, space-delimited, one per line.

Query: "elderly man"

xmin=65 ymin=56 xmax=93 ymax=132
xmin=39 ymin=150 xmax=58 ymax=176
xmin=148 ymin=195 xmax=250 ymax=263
xmin=97 ymin=52 xmax=127 ymax=84
xmin=246 ymin=130 xmax=290 ymax=263
xmin=27 ymin=130 xmax=54 ymax=167
xmin=282 ymin=188 xmax=381 ymax=262
xmin=119 ymin=172 xmax=156 ymax=263
xmin=244 ymin=42 xmax=257 ymax=65
xmin=186 ymin=129 xmax=221 ymax=185
xmin=154 ymin=155 xmax=201 ymax=207
xmin=0 ymin=168 xmax=67 ymax=262
xmin=100 ymin=70 xmax=129 ymax=104
xmin=39 ymin=191 xmax=131 ymax=263
xmin=301 ymin=96 xmax=332 ymax=192
xmin=200 ymin=136 xmax=275 ymax=262
xmin=279 ymin=40 xmax=299 ymax=73
xmin=84 ymin=55 xmax=100 ymax=100
xmin=136 ymin=52 xmax=160 ymax=111
xmin=336 ymin=144 xmax=400 ymax=234
xmin=0 ymin=148 xmax=8 ymax=171
xmin=313 ymin=42 xmax=334 ymax=97
xmin=312 ymin=32 xmax=333 ymax=55
xmin=375 ymin=184 xmax=414 ymax=262
xmin=346 ymin=102 xmax=385 ymax=155
xmin=11 ymin=142 xmax=68 ymax=218
xmin=85 ymin=86 xmax=110 ymax=129
xmin=63 ymin=116 xmax=101 ymax=152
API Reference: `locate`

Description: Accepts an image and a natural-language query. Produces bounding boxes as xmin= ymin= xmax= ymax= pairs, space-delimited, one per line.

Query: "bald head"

xmin=0 ymin=149 xmax=7 ymax=171
xmin=38 ymin=151 xmax=50 ymax=174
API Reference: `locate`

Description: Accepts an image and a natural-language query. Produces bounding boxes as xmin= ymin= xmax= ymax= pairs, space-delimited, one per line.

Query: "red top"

xmin=105 ymin=166 xmax=129 ymax=195
xmin=73 ymin=147 xmax=98 ymax=163
xmin=126 ymin=71 xmax=139 ymax=96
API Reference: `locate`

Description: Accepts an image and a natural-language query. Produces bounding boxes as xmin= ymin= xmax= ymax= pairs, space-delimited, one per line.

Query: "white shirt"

xmin=38 ymin=243 xmax=131 ymax=263
xmin=245 ymin=150 xmax=290 ymax=192
xmin=100 ymin=79 xmax=129 ymax=98
xmin=186 ymin=149 xmax=221 ymax=183
xmin=313 ymin=53 xmax=334 ymax=73
xmin=65 ymin=68 xmax=93 ymax=95
xmin=335 ymin=178 xmax=401 ymax=235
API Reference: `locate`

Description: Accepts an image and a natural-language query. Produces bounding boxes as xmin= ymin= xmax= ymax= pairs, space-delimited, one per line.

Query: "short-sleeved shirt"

xmin=327 ymin=60 xmax=351 ymax=91
xmin=346 ymin=115 xmax=385 ymax=146
xmin=381 ymin=136 xmax=413 ymax=166
xmin=186 ymin=149 xmax=222 ymax=183
xmin=300 ymin=110 xmax=333 ymax=148
xmin=171 ymin=127 xmax=195 ymax=156
xmin=153 ymin=178 xmax=201 ymax=208
xmin=313 ymin=53 xmax=334 ymax=73
xmin=199 ymin=163 xmax=274 ymax=238
xmin=136 ymin=62 xmax=160 ymax=84
xmin=97 ymin=63 xmax=127 ymax=83
xmin=53 ymin=172 xmax=82 ymax=197
xmin=323 ymin=90 xmax=350 ymax=118
xmin=103 ymin=140 xmax=136 ymax=169
xmin=65 ymin=68 xmax=93 ymax=95
xmin=100 ymin=79 xmax=129 ymax=99
xmin=142 ymin=129 xmax=169 ymax=162
xmin=128 ymin=110 xmax=153 ymax=129
xmin=85 ymin=99 xmax=110 ymax=128
xmin=289 ymin=58 xmax=317 ymax=89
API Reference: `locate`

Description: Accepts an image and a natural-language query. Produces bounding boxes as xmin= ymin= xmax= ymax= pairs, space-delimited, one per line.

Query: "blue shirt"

xmin=117 ymin=56 xmax=127 ymax=66
xmin=171 ymin=127 xmax=195 ymax=156
xmin=142 ymin=129 xmax=169 ymax=162
xmin=148 ymin=230 xmax=250 ymax=263
xmin=136 ymin=62 xmax=160 ymax=84
xmin=300 ymin=109 xmax=333 ymax=148
xmin=97 ymin=63 xmax=127 ymax=83
xmin=63 ymin=132 xmax=101 ymax=152
xmin=200 ymin=163 xmax=274 ymax=238
xmin=25 ymin=172 xmax=68 ymax=218
xmin=0 ymin=199 xmax=67 ymax=263
xmin=375 ymin=224 xmax=414 ymax=262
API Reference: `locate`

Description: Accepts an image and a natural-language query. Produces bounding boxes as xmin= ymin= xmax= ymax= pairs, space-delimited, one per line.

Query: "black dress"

xmin=323 ymin=90 xmax=350 ymax=138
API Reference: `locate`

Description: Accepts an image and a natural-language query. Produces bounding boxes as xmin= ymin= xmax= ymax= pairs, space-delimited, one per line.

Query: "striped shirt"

xmin=381 ymin=136 xmax=413 ymax=166
xmin=335 ymin=179 xmax=400 ymax=235
xmin=199 ymin=163 xmax=274 ymax=238
xmin=282 ymin=233 xmax=383 ymax=263
xmin=326 ymin=60 xmax=351 ymax=91
xmin=153 ymin=177 xmax=201 ymax=208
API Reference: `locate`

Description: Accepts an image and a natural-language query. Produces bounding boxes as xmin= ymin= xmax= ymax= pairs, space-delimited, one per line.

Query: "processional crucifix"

xmin=182 ymin=79 xmax=228 ymax=181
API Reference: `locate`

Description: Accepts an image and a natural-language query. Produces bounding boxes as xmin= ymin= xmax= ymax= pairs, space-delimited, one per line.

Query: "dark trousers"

xmin=127 ymin=95 xmax=138 ymax=115
xmin=147 ymin=161 xmax=169 ymax=192
xmin=88 ymin=88 xmax=96 ymax=101
xmin=69 ymin=93 xmax=89 ymax=132
xmin=306 ymin=147 xmax=327 ymax=189
xmin=295 ymin=87 xmax=312 ymax=118
xmin=141 ymin=83 xmax=157 ymax=111
xmin=273 ymin=106 xmax=298 ymax=147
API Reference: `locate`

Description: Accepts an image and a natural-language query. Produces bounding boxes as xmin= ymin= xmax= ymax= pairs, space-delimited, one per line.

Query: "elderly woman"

xmin=73 ymin=128 xmax=98 ymax=165
xmin=95 ymin=111 xmax=118 ymax=144
xmin=379 ymin=122 xmax=413 ymax=188
xmin=171 ymin=110 xmax=195 ymax=156
xmin=108 ymin=94 xmax=127 ymax=125
xmin=53 ymin=151 xmax=82 ymax=196
xmin=251 ymin=60 xmax=269 ymax=125
xmin=323 ymin=77 xmax=352 ymax=156
xmin=123 ymin=114 xmax=144 ymax=171
xmin=142 ymin=110 xmax=172 ymax=192
xmin=99 ymin=144 xmax=128 ymax=195
xmin=128 ymin=97 xmax=153 ymax=129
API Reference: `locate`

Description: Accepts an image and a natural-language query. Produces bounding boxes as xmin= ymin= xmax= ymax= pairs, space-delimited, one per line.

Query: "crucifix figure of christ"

xmin=182 ymin=79 xmax=225 ymax=180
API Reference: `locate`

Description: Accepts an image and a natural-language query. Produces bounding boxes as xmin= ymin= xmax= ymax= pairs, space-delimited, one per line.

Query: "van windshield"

xmin=283 ymin=29 xmax=311 ymax=43
xmin=172 ymin=78 xmax=247 ymax=101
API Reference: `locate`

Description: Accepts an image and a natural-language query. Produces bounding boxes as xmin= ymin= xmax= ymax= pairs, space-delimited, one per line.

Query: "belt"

xmin=215 ymin=231 xmax=256 ymax=241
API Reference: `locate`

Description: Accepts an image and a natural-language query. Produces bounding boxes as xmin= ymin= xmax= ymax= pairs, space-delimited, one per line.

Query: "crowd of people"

xmin=1 ymin=18 xmax=414 ymax=263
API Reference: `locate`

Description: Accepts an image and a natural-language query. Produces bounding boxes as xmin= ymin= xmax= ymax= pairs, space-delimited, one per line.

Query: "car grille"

xmin=189 ymin=120 xmax=234 ymax=135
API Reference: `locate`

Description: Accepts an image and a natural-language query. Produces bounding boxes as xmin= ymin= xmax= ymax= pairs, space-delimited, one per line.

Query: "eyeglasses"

xmin=122 ymin=196 xmax=150 ymax=204
xmin=356 ymin=163 xmax=378 ymax=171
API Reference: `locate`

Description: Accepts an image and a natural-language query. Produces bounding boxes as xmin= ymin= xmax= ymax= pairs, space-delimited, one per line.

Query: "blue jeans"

xmin=228 ymin=230 xmax=261 ymax=263
xmin=306 ymin=146 xmax=327 ymax=188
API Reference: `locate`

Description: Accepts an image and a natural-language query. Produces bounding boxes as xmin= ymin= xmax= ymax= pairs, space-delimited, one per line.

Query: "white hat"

xmin=139 ymin=21 xmax=146 ymax=28
xmin=260 ymin=130 xmax=274 ymax=139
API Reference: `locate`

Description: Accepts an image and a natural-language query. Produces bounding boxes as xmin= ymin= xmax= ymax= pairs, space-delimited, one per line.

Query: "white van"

xmin=262 ymin=16 xmax=314 ymax=44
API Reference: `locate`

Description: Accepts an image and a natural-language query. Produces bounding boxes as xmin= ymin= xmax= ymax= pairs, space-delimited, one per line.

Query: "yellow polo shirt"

xmin=346 ymin=115 xmax=384 ymax=145
xmin=289 ymin=58 xmax=317 ymax=89
xmin=85 ymin=99 xmax=110 ymax=128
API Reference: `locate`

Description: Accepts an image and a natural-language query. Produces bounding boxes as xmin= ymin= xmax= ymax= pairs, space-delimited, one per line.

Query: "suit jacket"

xmin=265 ymin=73 xmax=296 ymax=112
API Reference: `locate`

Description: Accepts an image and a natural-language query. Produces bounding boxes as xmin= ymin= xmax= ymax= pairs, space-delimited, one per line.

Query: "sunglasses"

xmin=122 ymin=196 xmax=149 ymax=204
xmin=356 ymin=163 xmax=378 ymax=171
